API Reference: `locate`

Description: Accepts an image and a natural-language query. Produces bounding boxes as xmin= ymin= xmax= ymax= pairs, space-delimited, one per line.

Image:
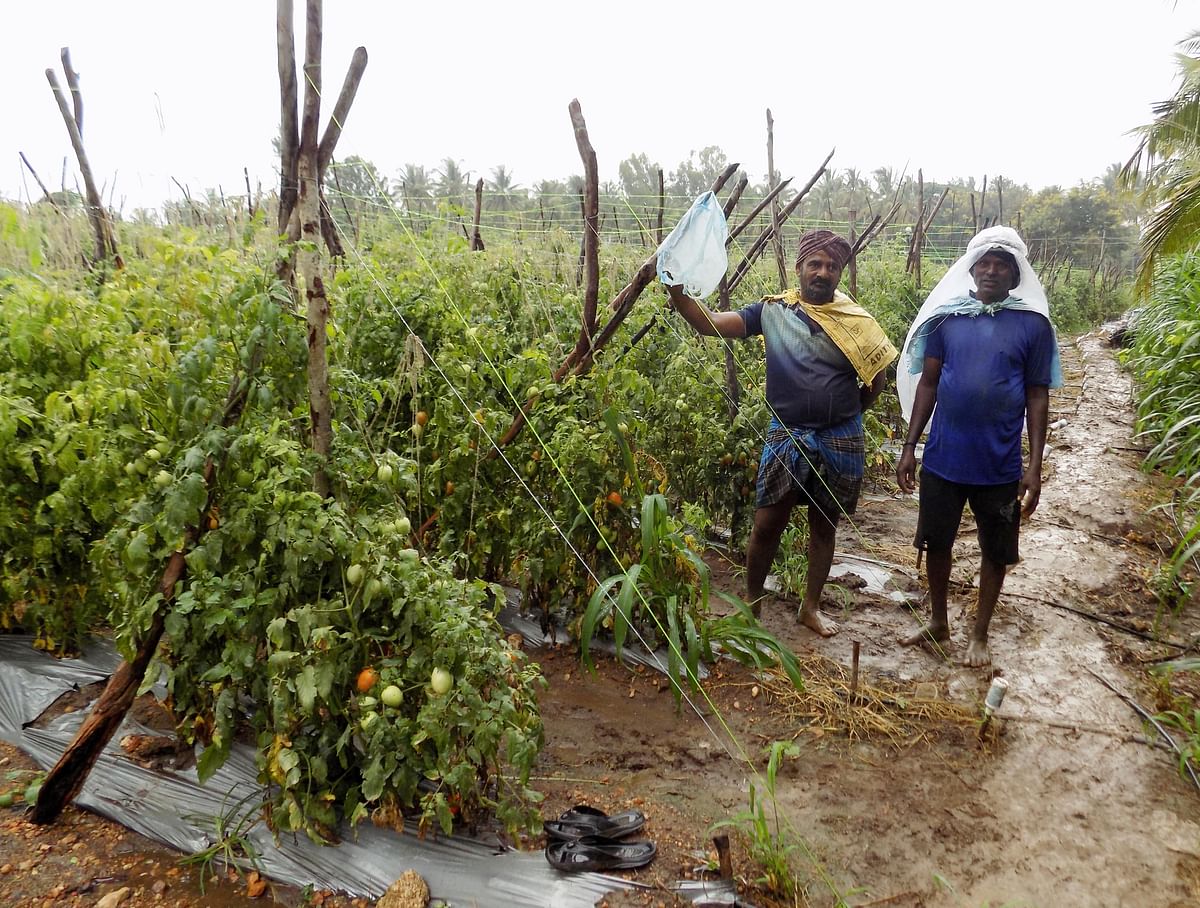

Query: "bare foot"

xmin=798 ymin=606 xmax=839 ymax=637
xmin=901 ymin=624 xmax=950 ymax=655
xmin=964 ymin=637 xmax=991 ymax=667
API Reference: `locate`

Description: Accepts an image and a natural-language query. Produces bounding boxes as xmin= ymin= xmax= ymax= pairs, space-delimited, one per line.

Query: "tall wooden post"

xmin=471 ymin=178 xmax=485 ymax=251
xmin=656 ymin=168 xmax=665 ymax=244
xmin=766 ymin=109 xmax=788 ymax=290
xmin=847 ymin=208 xmax=858 ymax=299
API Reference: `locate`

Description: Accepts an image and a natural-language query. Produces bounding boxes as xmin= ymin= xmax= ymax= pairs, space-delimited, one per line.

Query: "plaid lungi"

xmin=756 ymin=414 xmax=865 ymax=521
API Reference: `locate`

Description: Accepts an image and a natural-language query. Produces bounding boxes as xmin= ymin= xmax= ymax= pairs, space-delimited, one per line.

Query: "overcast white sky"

xmin=1 ymin=1 xmax=1194 ymax=211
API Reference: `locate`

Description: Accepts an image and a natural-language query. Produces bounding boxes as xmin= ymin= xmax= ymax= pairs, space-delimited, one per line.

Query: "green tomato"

xmin=430 ymin=667 xmax=454 ymax=695
xmin=236 ymin=469 xmax=254 ymax=487
xmin=145 ymin=448 xmax=162 ymax=463
xmin=346 ymin=563 xmax=365 ymax=585
xmin=359 ymin=696 xmax=378 ymax=709
xmin=395 ymin=516 xmax=412 ymax=536
xmin=154 ymin=470 xmax=172 ymax=489
xmin=617 ymin=422 xmax=629 ymax=434
xmin=135 ymin=458 xmax=149 ymax=475
xmin=381 ymin=685 xmax=404 ymax=708
xmin=124 ymin=462 xmax=137 ymax=476
xmin=359 ymin=711 xmax=379 ymax=732
xmin=0 ymin=792 xmax=13 ymax=809
xmin=367 ymin=579 xmax=385 ymax=599
xmin=397 ymin=548 xmax=420 ymax=572
xmin=412 ymin=422 xmax=424 ymax=440
xmin=377 ymin=463 xmax=394 ymax=484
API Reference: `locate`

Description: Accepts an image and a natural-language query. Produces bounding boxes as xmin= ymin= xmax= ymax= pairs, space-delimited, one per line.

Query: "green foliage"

xmin=580 ymin=414 xmax=803 ymax=707
xmin=1128 ymin=252 xmax=1200 ymax=583
xmin=179 ymin=789 xmax=264 ymax=894
xmin=1122 ymin=31 xmax=1200 ymax=288
xmin=711 ymin=741 xmax=805 ymax=898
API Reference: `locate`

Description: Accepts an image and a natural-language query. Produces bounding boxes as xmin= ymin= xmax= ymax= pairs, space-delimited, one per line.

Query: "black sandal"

xmin=545 ymin=835 xmax=657 ymax=872
xmin=544 ymin=804 xmax=646 ymax=841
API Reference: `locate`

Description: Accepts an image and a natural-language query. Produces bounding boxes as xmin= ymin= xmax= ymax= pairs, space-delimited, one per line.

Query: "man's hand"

xmin=1019 ymin=468 xmax=1042 ymax=518
xmin=896 ymin=447 xmax=918 ymax=494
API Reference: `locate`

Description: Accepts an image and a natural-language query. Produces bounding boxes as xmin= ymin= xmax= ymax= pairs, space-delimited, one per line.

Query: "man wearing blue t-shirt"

xmin=667 ymin=230 xmax=896 ymax=636
xmin=896 ymin=246 xmax=1055 ymax=666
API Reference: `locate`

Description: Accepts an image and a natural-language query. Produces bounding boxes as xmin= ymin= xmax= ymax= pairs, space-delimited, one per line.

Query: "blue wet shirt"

xmin=921 ymin=306 xmax=1055 ymax=485
xmin=739 ymin=301 xmax=861 ymax=430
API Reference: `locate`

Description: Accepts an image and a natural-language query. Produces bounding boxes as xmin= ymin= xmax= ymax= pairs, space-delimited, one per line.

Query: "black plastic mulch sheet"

xmin=0 ymin=635 xmax=632 ymax=906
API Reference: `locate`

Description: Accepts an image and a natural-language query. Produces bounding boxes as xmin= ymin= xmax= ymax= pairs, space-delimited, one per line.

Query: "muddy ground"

xmin=4 ymin=332 xmax=1200 ymax=907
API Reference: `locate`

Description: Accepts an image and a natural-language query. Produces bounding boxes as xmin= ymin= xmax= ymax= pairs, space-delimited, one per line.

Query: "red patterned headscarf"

xmin=794 ymin=229 xmax=852 ymax=270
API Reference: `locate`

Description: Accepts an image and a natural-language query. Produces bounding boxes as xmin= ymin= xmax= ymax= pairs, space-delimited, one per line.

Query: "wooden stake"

xmin=656 ymin=168 xmax=665 ymax=244
xmin=847 ymin=208 xmax=858 ymax=298
xmin=297 ymin=0 xmax=333 ymax=499
xmin=850 ymin=640 xmax=861 ymax=700
xmin=276 ymin=0 xmax=300 ymax=231
xmin=569 ymin=99 xmax=600 ymax=358
xmin=19 ymin=152 xmax=63 ymax=214
xmin=713 ymin=834 xmax=733 ymax=879
xmin=471 ymin=178 xmax=485 ymax=251
xmin=766 ymin=109 xmax=787 ymax=290
xmin=45 ymin=56 xmax=120 ymax=267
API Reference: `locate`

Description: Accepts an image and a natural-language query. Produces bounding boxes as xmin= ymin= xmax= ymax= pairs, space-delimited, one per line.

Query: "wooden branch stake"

xmin=847 ymin=208 xmax=858 ymax=298
xmin=656 ymin=168 xmax=665 ymax=244
xmin=45 ymin=55 xmax=120 ymax=267
xmin=19 ymin=152 xmax=63 ymax=214
xmin=766 ymin=109 xmax=788 ymax=290
xmin=276 ymin=0 xmax=300 ymax=230
xmin=722 ymin=175 xmax=748 ymax=220
xmin=569 ymin=99 xmax=601 ymax=360
xmin=296 ymin=0 xmax=333 ymax=498
xmin=850 ymin=640 xmax=861 ymax=700
xmin=713 ymin=834 xmax=733 ymax=879
xmin=316 ymin=46 xmax=368 ymax=179
xmin=60 ymin=48 xmax=83 ymax=136
xmin=471 ymin=178 xmax=485 ymax=251
xmin=727 ymin=178 xmax=792 ymax=247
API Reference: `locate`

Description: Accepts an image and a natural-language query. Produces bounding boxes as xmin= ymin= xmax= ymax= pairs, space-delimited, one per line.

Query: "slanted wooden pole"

xmin=19 ymin=152 xmax=63 ymax=215
xmin=45 ymin=51 xmax=120 ymax=267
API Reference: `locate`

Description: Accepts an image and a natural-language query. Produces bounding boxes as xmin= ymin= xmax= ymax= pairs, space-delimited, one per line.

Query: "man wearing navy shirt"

xmin=896 ymin=247 xmax=1055 ymax=667
xmin=666 ymin=230 xmax=895 ymax=636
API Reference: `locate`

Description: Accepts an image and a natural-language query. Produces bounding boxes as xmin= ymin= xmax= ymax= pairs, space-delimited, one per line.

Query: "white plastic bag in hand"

xmin=656 ymin=191 xmax=729 ymax=299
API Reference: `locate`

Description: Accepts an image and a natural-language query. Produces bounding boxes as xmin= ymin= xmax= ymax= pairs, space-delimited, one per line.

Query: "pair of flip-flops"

xmin=545 ymin=805 xmax=656 ymax=873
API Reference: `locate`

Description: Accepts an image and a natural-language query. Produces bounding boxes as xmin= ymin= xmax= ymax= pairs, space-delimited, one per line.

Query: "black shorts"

xmin=914 ymin=468 xmax=1021 ymax=565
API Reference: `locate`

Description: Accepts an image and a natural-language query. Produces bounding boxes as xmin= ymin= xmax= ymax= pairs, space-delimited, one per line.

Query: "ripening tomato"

xmin=415 ymin=410 xmax=429 ymax=427
xmin=356 ymin=667 xmax=380 ymax=693
xmin=606 ymin=491 xmax=623 ymax=507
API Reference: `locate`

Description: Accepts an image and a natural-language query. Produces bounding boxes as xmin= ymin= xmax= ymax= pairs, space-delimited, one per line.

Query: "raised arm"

xmin=896 ymin=355 xmax=943 ymax=494
xmin=665 ymin=284 xmax=747 ymax=339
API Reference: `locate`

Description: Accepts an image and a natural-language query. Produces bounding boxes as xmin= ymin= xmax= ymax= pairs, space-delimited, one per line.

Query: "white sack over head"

xmin=897 ymin=226 xmax=1057 ymax=422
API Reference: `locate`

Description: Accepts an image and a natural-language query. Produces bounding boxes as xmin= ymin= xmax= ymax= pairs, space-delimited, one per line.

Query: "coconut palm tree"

xmin=435 ymin=158 xmax=469 ymax=209
xmin=1122 ymin=30 xmax=1200 ymax=288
